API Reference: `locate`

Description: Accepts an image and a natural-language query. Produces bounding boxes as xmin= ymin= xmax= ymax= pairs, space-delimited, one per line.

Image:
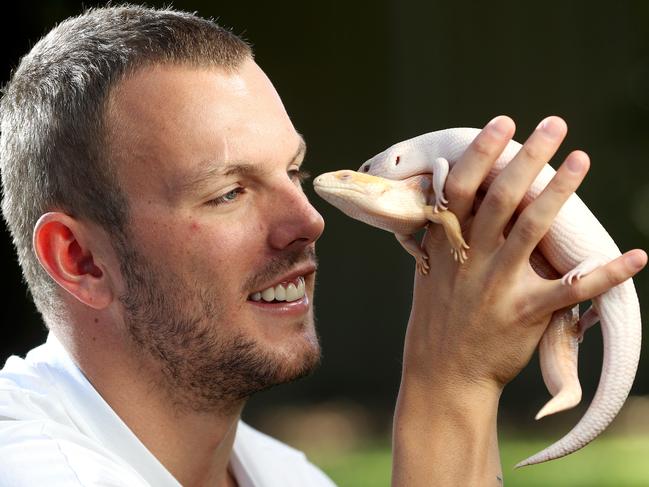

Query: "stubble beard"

xmin=116 ymin=239 xmax=321 ymax=415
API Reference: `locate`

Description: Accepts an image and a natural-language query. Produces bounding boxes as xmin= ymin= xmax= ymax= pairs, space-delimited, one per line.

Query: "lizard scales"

xmin=358 ymin=128 xmax=642 ymax=466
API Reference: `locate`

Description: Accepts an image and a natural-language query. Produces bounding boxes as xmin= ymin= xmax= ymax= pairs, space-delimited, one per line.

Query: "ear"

xmin=33 ymin=212 xmax=113 ymax=309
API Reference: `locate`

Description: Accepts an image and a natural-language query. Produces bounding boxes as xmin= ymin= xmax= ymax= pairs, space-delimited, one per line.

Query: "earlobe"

xmin=33 ymin=212 xmax=112 ymax=309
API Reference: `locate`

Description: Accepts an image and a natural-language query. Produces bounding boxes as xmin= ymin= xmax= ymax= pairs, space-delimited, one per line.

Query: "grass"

xmin=306 ymin=435 xmax=649 ymax=486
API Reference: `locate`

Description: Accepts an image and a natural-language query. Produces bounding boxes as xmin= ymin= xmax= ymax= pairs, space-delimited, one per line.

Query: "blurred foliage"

xmin=1 ymin=0 xmax=648 ymax=442
xmin=308 ymin=435 xmax=649 ymax=487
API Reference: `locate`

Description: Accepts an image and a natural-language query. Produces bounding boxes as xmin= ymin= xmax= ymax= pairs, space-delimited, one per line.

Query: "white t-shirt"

xmin=0 ymin=333 xmax=336 ymax=486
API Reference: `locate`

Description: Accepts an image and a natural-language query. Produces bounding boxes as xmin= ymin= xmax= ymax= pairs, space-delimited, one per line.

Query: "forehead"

xmin=106 ymin=59 xmax=298 ymax=201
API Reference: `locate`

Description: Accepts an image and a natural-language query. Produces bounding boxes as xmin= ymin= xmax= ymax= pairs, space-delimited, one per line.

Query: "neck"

xmin=56 ymin=323 xmax=244 ymax=487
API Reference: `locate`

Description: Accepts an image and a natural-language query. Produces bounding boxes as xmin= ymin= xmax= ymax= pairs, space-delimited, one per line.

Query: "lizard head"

xmin=313 ymin=170 xmax=396 ymax=227
xmin=313 ymin=170 xmax=391 ymax=214
xmin=313 ymin=170 xmax=432 ymax=233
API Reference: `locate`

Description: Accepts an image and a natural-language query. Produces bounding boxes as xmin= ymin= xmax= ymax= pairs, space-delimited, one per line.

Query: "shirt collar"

xmin=44 ymin=332 xmax=183 ymax=486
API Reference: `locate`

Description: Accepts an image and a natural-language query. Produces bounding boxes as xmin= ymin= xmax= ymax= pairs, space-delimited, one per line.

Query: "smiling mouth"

xmin=248 ymin=276 xmax=306 ymax=303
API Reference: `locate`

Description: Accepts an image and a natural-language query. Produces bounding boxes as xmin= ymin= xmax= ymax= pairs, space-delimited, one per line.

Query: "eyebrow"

xmin=174 ymin=135 xmax=307 ymax=196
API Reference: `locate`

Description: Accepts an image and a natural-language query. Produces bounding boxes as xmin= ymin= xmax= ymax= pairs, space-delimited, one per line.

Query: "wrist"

xmin=401 ymin=315 xmax=506 ymax=396
xmin=392 ymin=360 xmax=503 ymax=486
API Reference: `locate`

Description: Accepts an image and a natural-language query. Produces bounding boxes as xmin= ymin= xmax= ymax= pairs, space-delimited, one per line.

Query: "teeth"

xmin=285 ymin=283 xmax=298 ymax=301
xmin=261 ymin=287 xmax=275 ymax=302
xmin=274 ymin=284 xmax=286 ymax=301
xmin=297 ymin=277 xmax=305 ymax=296
xmin=250 ymin=276 xmax=306 ymax=303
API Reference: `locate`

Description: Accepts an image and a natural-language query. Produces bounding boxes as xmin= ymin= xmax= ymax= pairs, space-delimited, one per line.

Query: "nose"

xmin=267 ymin=181 xmax=325 ymax=251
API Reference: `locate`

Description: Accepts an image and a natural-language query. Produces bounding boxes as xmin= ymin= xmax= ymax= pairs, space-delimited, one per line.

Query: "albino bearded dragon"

xmin=313 ymin=127 xmax=641 ymax=467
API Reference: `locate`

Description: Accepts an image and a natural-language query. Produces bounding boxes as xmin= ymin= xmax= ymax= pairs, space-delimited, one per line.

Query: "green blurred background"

xmin=1 ymin=1 xmax=648 ymax=485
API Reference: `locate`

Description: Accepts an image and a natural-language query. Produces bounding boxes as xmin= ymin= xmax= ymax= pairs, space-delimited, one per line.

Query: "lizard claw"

xmin=416 ymin=257 xmax=430 ymax=275
xmin=434 ymin=194 xmax=449 ymax=213
xmin=451 ymin=247 xmax=468 ymax=264
xmin=561 ymin=256 xmax=608 ymax=286
xmin=433 ymin=202 xmax=448 ymax=213
xmin=561 ymin=268 xmax=583 ymax=286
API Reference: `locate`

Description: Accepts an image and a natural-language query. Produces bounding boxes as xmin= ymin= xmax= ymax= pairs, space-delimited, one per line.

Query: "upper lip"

xmin=249 ymin=261 xmax=317 ymax=294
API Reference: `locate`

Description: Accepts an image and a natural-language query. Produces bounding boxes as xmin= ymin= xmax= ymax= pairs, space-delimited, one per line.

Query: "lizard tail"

xmin=516 ymin=281 xmax=641 ymax=467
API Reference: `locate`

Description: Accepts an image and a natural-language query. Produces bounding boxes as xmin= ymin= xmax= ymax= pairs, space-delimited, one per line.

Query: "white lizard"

xmin=313 ymin=170 xmax=584 ymax=466
xmin=313 ymin=127 xmax=642 ymax=467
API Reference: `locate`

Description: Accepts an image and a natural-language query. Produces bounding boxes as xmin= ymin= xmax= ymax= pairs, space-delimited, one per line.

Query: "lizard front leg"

xmin=395 ymin=233 xmax=430 ymax=275
xmin=431 ymin=156 xmax=450 ymax=211
xmin=423 ymin=206 xmax=470 ymax=263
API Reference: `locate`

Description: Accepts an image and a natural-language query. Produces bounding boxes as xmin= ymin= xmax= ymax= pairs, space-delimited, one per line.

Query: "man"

xmin=0 ymin=5 xmax=645 ymax=487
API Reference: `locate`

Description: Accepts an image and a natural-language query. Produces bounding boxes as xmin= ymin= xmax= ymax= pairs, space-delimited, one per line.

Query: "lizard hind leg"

xmin=536 ymin=305 xmax=582 ymax=420
xmin=424 ymin=206 xmax=470 ymax=263
xmin=576 ymin=305 xmax=599 ymax=343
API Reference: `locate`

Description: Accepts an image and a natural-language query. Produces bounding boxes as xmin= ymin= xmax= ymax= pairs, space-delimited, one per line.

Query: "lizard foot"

xmin=433 ymin=200 xmax=448 ymax=213
xmin=451 ymin=246 xmax=469 ymax=264
xmin=561 ymin=256 xmax=609 ymax=285
xmin=424 ymin=206 xmax=470 ymax=264
xmin=416 ymin=255 xmax=430 ymax=275
xmin=394 ymin=233 xmax=430 ymax=275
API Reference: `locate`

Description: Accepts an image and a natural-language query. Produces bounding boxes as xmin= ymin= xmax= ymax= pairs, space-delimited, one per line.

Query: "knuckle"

xmin=444 ymin=173 xmax=474 ymax=201
xmin=471 ymin=136 xmax=495 ymax=158
xmin=548 ymin=175 xmax=573 ymax=196
xmin=520 ymin=142 xmax=544 ymax=162
xmin=564 ymin=282 xmax=587 ymax=303
xmin=517 ymin=299 xmax=540 ymax=327
xmin=604 ymin=264 xmax=624 ymax=288
xmin=483 ymin=183 xmax=515 ymax=211
xmin=514 ymin=214 xmax=542 ymax=242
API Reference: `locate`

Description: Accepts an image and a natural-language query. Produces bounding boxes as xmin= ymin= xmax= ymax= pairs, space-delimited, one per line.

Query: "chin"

xmin=268 ymin=320 xmax=321 ymax=385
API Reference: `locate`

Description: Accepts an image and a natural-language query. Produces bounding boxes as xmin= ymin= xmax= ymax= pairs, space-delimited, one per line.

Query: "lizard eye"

xmin=395 ymin=156 xmax=401 ymax=165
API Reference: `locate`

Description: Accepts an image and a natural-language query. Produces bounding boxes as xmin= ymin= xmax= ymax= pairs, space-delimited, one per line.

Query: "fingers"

xmin=471 ymin=117 xmax=568 ymax=250
xmin=538 ymin=250 xmax=647 ymax=313
xmin=444 ymin=115 xmax=515 ymax=221
xmin=499 ymin=150 xmax=590 ymax=264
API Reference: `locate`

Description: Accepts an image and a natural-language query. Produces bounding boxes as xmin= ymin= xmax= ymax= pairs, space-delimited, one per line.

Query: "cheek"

xmin=184 ymin=218 xmax=261 ymax=273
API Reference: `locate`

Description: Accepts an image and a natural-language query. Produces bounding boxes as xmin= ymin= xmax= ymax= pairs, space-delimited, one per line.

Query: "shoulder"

xmin=0 ymin=342 xmax=152 ymax=486
xmin=0 ymin=420 xmax=150 ymax=486
xmin=234 ymin=422 xmax=337 ymax=487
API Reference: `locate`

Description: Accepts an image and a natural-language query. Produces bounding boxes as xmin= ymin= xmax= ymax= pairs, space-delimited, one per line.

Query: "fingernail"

xmin=628 ymin=251 xmax=647 ymax=269
xmin=487 ymin=116 xmax=510 ymax=137
xmin=566 ymin=156 xmax=583 ymax=173
xmin=536 ymin=117 xmax=564 ymax=138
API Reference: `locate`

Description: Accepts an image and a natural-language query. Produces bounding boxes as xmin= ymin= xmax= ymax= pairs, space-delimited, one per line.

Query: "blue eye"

xmin=222 ymin=189 xmax=240 ymax=201
xmin=209 ymin=187 xmax=245 ymax=206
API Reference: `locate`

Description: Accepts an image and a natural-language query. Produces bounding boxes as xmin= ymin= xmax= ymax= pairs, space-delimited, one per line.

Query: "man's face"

xmin=107 ymin=59 xmax=325 ymax=412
